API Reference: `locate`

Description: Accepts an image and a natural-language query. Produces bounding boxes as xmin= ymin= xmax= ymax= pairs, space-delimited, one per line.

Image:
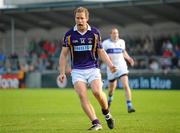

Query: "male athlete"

xmin=102 ymin=27 xmax=136 ymax=113
xmin=59 ymin=7 xmax=116 ymax=130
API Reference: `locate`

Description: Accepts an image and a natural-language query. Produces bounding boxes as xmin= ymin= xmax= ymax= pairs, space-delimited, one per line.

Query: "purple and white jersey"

xmin=63 ymin=25 xmax=102 ymax=69
xmin=102 ymin=38 xmax=128 ymax=79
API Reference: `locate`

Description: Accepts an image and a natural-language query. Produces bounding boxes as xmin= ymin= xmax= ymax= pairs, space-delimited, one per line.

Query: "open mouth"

xmin=78 ymin=24 xmax=83 ymax=26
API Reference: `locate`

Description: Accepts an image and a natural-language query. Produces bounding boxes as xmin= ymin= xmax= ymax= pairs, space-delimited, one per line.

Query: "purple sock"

xmin=92 ymin=119 xmax=100 ymax=125
xmin=102 ymin=108 xmax=109 ymax=115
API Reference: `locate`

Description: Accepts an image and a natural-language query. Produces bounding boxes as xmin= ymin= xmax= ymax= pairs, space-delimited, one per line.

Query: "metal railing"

xmin=0 ymin=55 xmax=179 ymax=75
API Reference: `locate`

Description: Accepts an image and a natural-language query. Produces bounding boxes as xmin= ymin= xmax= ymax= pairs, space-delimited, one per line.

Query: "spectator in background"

xmin=0 ymin=62 xmax=6 ymax=74
xmin=171 ymin=33 xmax=180 ymax=46
xmin=162 ymin=39 xmax=174 ymax=58
xmin=28 ymin=40 xmax=36 ymax=56
xmin=39 ymin=51 xmax=48 ymax=60
xmin=5 ymin=59 xmax=12 ymax=73
xmin=163 ymin=48 xmax=173 ymax=58
xmin=18 ymin=63 xmax=28 ymax=88
xmin=54 ymin=40 xmax=62 ymax=58
xmin=161 ymin=38 xmax=174 ymax=71
xmin=0 ymin=53 xmax=6 ymax=62
xmin=143 ymin=36 xmax=154 ymax=55
xmin=49 ymin=42 xmax=56 ymax=57
xmin=138 ymin=59 xmax=147 ymax=69
xmin=174 ymin=45 xmax=180 ymax=58
xmin=162 ymin=39 xmax=173 ymax=55
xmin=0 ymin=53 xmax=6 ymax=74
xmin=172 ymin=45 xmax=180 ymax=69
xmin=160 ymin=57 xmax=172 ymax=72
xmin=46 ymin=59 xmax=53 ymax=70
xmin=131 ymin=58 xmax=139 ymax=69
xmin=9 ymin=53 xmax=19 ymax=71
xmin=43 ymin=40 xmax=50 ymax=51
xmin=149 ymin=58 xmax=160 ymax=71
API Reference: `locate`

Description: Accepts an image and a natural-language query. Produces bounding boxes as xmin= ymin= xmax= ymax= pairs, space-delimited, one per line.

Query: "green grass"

xmin=0 ymin=89 xmax=180 ymax=133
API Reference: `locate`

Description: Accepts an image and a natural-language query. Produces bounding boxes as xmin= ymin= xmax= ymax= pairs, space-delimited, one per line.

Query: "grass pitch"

xmin=0 ymin=89 xmax=180 ymax=133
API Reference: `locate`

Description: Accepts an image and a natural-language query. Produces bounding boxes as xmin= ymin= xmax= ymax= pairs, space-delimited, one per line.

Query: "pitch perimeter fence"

xmin=0 ymin=71 xmax=180 ymax=89
xmin=53 ymin=71 xmax=180 ymax=90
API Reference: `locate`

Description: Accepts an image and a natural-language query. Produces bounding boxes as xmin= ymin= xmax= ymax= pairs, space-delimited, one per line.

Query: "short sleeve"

xmin=95 ymin=29 xmax=103 ymax=49
xmin=102 ymin=39 xmax=108 ymax=51
xmin=63 ymin=34 xmax=69 ymax=47
xmin=122 ymin=39 xmax=126 ymax=50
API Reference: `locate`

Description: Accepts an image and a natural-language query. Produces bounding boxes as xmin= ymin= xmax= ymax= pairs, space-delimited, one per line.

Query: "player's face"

xmin=75 ymin=12 xmax=88 ymax=32
xmin=111 ymin=29 xmax=119 ymax=42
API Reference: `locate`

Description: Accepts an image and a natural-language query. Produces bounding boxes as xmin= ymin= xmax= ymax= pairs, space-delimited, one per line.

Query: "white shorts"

xmin=71 ymin=68 xmax=101 ymax=85
xmin=107 ymin=67 xmax=129 ymax=81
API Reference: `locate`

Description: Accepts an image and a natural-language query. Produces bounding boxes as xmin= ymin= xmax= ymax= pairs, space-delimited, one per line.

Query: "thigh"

xmin=74 ymin=81 xmax=88 ymax=97
xmin=109 ymin=80 xmax=117 ymax=89
xmin=90 ymin=79 xmax=103 ymax=93
xmin=120 ymin=75 xmax=129 ymax=87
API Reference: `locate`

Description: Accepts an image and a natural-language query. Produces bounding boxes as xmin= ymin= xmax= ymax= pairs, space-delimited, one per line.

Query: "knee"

xmin=93 ymin=90 xmax=101 ymax=99
xmin=109 ymin=89 xmax=114 ymax=94
xmin=123 ymin=84 xmax=130 ymax=90
xmin=77 ymin=91 xmax=86 ymax=100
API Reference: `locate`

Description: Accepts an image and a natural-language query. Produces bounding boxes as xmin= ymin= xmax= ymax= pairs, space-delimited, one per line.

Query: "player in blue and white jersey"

xmin=58 ymin=7 xmax=116 ymax=130
xmin=102 ymin=28 xmax=136 ymax=113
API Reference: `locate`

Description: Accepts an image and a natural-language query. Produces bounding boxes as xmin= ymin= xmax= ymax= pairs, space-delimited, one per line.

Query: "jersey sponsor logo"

xmin=88 ymin=38 xmax=93 ymax=44
xmin=72 ymin=39 xmax=79 ymax=43
xmin=74 ymin=45 xmax=92 ymax=51
xmin=106 ymin=48 xmax=123 ymax=54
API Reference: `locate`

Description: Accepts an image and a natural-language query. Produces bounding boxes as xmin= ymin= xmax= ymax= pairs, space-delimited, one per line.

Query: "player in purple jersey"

xmin=58 ymin=7 xmax=116 ymax=131
xmin=102 ymin=28 xmax=135 ymax=113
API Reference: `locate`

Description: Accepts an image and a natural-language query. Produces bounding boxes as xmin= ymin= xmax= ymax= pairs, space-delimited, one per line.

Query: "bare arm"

xmin=123 ymin=50 xmax=134 ymax=66
xmin=58 ymin=47 xmax=69 ymax=82
xmin=98 ymin=48 xmax=116 ymax=73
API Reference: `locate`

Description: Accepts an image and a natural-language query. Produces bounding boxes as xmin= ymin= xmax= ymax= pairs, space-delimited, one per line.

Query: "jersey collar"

xmin=74 ymin=24 xmax=91 ymax=35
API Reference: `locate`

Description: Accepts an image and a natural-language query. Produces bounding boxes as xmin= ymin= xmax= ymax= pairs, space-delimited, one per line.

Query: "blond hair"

xmin=74 ymin=7 xmax=89 ymax=19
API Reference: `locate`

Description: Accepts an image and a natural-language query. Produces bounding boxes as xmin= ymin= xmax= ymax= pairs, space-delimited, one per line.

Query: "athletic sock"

xmin=102 ymin=108 xmax=113 ymax=121
xmin=108 ymin=94 xmax=113 ymax=103
xmin=92 ymin=119 xmax=100 ymax=125
xmin=102 ymin=108 xmax=109 ymax=115
xmin=127 ymin=100 xmax=132 ymax=109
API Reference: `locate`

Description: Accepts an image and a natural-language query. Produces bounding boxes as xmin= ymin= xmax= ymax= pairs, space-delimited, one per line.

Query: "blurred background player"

xmin=102 ymin=27 xmax=136 ymax=113
xmin=58 ymin=7 xmax=116 ymax=130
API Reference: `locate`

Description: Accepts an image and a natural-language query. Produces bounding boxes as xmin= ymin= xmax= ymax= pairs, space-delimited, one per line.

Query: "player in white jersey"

xmin=102 ymin=28 xmax=135 ymax=113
